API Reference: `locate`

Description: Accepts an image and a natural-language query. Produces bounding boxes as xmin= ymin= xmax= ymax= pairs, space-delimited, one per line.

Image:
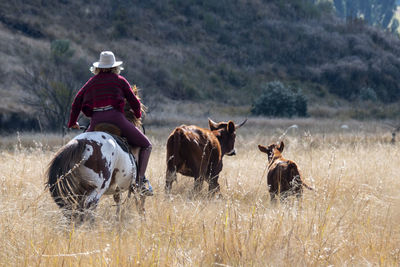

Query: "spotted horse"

xmin=47 ymin=130 xmax=148 ymax=223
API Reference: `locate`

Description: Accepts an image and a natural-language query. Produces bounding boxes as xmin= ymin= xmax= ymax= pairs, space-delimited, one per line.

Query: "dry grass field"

xmin=1 ymin=118 xmax=400 ymax=266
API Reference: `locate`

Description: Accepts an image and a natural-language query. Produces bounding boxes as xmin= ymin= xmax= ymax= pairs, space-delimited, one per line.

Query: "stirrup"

xmin=132 ymin=177 xmax=153 ymax=196
xmin=139 ymin=186 xmax=153 ymax=196
xmin=141 ymin=177 xmax=153 ymax=196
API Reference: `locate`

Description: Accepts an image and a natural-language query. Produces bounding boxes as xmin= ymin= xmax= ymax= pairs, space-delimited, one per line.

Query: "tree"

xmin=251 ymin=81 xmax=308 ymax=118
xmin=51 ymin=39 xmax=74 ymax=64
xmin=18 ymin=39 xmax=83 ymax=134
xmin=20 ymin=67 xmax=79 ymax=134
xmin=333 ymin=0 xmax=346 ymax=18
xmin=333 ymin=0 xmax=398 ymax=30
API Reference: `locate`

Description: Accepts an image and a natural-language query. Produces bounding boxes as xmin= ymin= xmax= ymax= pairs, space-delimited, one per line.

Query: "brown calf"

xmin=165 ymin=118 xmax=246 ymax=196
xmin=258 ymin=141 xmax=312 ymax=201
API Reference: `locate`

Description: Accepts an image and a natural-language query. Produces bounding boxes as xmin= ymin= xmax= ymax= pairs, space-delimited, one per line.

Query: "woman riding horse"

xmin=67 ymin=51 xmax=152 ymax=196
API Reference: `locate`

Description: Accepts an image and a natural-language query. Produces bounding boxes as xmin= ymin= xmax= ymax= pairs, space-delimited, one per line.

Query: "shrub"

xmin=164 ymin=77 xmax=200 ymax=100
xmin=355 ymin=87 xmax=378 ymax=102
xmin=251 ymin=81 xmax=308 ymax=117
xmin=50 ymin=39 xmax=74 ymax=63
xmin=20 ymin=67 xmax=79 ymax=134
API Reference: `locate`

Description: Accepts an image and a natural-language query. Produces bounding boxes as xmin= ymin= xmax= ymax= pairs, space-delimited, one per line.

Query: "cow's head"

xmin=208 ymin=118 xmax=247 ymax=156
xmin=258 ymin=141 xmax=284 ymax=162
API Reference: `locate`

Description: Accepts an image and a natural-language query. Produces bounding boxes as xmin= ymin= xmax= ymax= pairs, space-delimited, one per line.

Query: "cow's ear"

xmin=208 ymin=118 xmax=219 ymax=130
xmin=278 ymin=141 xmax=284 ymax=152
xmin=227 ymin=121 xmax=235 ymax=134
xmin=258 ymin=145 xmax=268 ymax=154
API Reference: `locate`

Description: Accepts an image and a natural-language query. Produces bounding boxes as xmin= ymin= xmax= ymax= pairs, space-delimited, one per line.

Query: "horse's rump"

xmin=47 ymin=139 xmax=96 ymax=210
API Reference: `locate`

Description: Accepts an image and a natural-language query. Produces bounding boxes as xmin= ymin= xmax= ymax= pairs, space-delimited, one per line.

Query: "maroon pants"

xmin=88 ymin=109 xmax=152 ymax=179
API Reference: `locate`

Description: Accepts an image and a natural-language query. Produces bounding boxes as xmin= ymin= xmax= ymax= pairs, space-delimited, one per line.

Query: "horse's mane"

xmin=124 ymin=85 xmax=147 ymax=128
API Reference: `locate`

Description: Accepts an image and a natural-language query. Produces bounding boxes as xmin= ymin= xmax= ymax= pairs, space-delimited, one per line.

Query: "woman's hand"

xmin=71 ymin=122 xmax=80 ymax=129
xmin=134 ymin=109 xmax=142 ymax=119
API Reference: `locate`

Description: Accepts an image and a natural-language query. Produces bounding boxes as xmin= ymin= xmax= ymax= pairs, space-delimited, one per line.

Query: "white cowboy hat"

xmin=92 ymin=51 xmax=123 ymax=68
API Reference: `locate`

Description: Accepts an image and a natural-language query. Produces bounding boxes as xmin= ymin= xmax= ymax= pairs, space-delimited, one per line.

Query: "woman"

xmin=67 ymin=51 xmax=153 ymax=196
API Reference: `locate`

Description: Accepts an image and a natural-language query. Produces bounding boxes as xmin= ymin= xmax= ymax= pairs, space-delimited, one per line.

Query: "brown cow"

xmin=165 ymin=118 xmax=247 ymax=196
xmin=258 ymin=141 xmax=312 ymax=201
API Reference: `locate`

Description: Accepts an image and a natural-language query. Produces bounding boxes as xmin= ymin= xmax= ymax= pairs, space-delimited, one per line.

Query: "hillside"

xmin=1 ymin=0 xmax=400 ymax=130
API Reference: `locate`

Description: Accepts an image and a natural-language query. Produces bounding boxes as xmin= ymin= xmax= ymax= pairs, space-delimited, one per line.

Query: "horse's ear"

xmin=278 ymin=141 xmax=284 ymax=152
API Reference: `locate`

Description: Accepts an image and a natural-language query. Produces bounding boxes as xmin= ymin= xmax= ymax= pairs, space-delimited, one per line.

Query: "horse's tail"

xmin=46 ymin=139 xmax=95 ymax=210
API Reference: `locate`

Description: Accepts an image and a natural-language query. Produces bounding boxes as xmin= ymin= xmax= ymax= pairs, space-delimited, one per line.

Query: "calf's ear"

xmin=258 ymin=145 xmax=268 ymax=153
xmin=278 ymin=141 xmax=284 ymax=152
xmin=227 ymin=120 xmax=235 ymax=134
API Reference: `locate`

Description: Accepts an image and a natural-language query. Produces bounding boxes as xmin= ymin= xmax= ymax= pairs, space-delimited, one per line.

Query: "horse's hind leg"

xmin=113 ymin=190 xmax=122 ymax=220
xmin=133 ymin=194 xmax=146 ymax=216
xmin=81 ymin=189 xmax=105 ymax=223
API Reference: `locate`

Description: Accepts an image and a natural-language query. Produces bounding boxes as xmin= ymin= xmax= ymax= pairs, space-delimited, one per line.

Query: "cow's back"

xmin=166 ymin=125 xmax=218 ymax=177
xmin=268 ymin=159 xmax=301 ymax=195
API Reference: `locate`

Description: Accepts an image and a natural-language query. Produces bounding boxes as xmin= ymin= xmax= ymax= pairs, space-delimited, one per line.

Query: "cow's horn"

xmin=208 ymin=118 xmax=217 ymax=124
xmin=208 ymin=118 xmax=219 ymax=130
xmin=235 ymin=118 xmax=247 ymax=129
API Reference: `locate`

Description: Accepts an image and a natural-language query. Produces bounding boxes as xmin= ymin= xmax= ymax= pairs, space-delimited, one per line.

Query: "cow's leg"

xmin=208 ymin=174 xmax=221 ymax=198
xmin=268 ymin=172 xmax=280 ymax=204
xmin=202 ymin=152 xmax=221 ymax=198
xmin=269 ymin=184 xmax=278 ymax=204
xmin=294 ymin=186 xmax=304 ymax=199
xmin=292 ymin=174 xmax=303 ymax=198
xmin=196 ymin=143 xmax=212 ymax=196
xmin=165 ymin=171 xmax=176 ymax=194
xmin=270 ymin=191 xmax=278 ymax=203
xmin=165 ymin=154 xmax=177 ymax=194
xmin=193 ymin=176 xmax=204 ymax=194
xmin=165 ymin=170 xmax=177 ymax=194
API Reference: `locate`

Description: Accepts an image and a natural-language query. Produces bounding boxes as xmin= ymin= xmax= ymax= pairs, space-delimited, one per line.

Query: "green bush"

xmin=251 ymin=81 xmax=308 ymax=117
xmin=356 ymin=87 xmax=378 ymax=102
xmin=50 ymin=39 xmax=74 ymax=63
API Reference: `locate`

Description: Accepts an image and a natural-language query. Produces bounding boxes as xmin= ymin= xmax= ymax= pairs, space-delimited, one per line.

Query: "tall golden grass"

xmin=0 ymin=120 xmax=399 ymax=266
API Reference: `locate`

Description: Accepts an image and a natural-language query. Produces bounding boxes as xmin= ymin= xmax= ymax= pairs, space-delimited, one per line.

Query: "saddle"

xmin=94 ymin=123 xmax=140 ymax=164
